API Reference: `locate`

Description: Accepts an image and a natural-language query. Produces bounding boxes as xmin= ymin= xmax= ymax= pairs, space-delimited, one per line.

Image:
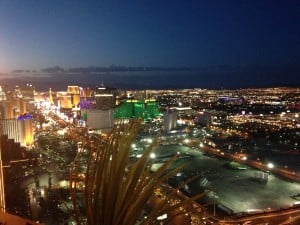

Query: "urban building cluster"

xmin=0 ymin=84 xmax=299 ymax=224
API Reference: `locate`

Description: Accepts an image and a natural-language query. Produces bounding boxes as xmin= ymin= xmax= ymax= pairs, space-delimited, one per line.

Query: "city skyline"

xmin=0 ymin=81 xmax=299 ymax=224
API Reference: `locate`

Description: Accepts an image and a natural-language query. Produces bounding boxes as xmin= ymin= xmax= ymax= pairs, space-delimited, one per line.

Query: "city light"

xmin=0 ymin=1 xmax=299 ymax=224
xmin=150 ymin=153 xmax=156 ymax=159
xmin=267 ymin=163 xmax=274 ymax=169
xmin=157 ymin=213 xmax=167 ymax=221
xmin=0 ymin=79 xmax=299 ymax=225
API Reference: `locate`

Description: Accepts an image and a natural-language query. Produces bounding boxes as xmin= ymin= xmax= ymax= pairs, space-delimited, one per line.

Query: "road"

xmin=194 ymin=144 xmax=300 ymax=224
xmin=200 ymin=144 xmax=300 ymax=182
xmin=219 ymin=207 xmax=300 ymax=225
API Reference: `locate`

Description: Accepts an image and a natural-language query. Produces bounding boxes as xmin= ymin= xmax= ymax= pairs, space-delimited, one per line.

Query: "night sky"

xmin=0 ymin=0 xmax=299 ymax=89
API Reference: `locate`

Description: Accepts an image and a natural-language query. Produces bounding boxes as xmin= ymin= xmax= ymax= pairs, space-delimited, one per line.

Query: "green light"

xmin=114 ymin=99 xmax=161 ymax=120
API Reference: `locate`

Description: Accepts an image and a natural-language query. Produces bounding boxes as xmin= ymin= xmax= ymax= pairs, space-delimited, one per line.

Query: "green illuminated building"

xmin=114 ymin=99 xmax=161 ymax=120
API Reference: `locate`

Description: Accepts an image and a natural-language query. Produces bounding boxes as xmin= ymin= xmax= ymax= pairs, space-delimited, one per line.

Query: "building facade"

xmin=0 ymin=119 xmax=33 ymax=146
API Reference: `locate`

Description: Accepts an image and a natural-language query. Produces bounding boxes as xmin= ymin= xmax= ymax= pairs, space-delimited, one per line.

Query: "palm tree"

xmin=70 ymin=120 xmax=205 ymax=225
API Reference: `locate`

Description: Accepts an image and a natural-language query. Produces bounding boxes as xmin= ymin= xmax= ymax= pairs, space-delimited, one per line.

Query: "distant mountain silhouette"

xmin=2 ymin=64 xmax=299 ymax=91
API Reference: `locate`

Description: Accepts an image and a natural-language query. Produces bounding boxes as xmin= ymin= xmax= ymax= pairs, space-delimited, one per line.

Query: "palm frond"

xmin=71 ymin=120 xmax=205 ymax=225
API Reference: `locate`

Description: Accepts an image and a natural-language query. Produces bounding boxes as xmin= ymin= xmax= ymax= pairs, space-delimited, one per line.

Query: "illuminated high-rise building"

xmin=57 ymin=92 xmax=72 ymax=109
xmin=113 ymin=99 xmax=160 ymax=121
xmin=85 ymin=109 xmax=114 ymax=130
xmin=94 ymin=87 xmax=116 ymax=110
xmin=163 ymin=108 xmax=177 ymax=132
xmin=57 ymin=86 xmax=81 ymax=110
xmin=67 ymin=85 xmax=80 ymax=108
xmin=0 ymin=117 xmax=33 ymax=146
xmin=0 ymin=145 xmax=5 ymax=212
xmin=82 ymin=87 xmax=93 ymax=99
xmin=19 ymin=84 xmax=35 ymax=101
xmin=0 ymin=89 xmax=32 ymax=119
xmin=49 ymin=88 xmax=54 ymax=104
xmin=0 ymin=86 xmax=6 ymax=101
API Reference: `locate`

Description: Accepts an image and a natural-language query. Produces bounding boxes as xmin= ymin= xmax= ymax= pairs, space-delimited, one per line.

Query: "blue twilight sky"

xmin=0 ymin=0 xmax=299 ymax=89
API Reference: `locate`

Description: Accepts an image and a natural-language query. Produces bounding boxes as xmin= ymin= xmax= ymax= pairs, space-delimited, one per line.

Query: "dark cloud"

xmin=41 ymin=66 xmax=65 ymax=73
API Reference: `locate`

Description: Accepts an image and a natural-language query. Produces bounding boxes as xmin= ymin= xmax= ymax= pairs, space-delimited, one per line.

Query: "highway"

xmin=194 ymin=143 xmax=300 ymax=224
xmin=200 ymin=144 xmax=300 ymax=183
xmin=219 ymin=207 xmax=300 ymax=225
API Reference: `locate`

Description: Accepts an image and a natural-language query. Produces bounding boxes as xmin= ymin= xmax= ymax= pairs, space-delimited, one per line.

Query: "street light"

xmin=267 ymin=163 xmax=274 ymax=169
xmin=147 ymin=138 xmax=153 ymax=144
xmin=150 ymin=153 xmax=156 ymax=159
